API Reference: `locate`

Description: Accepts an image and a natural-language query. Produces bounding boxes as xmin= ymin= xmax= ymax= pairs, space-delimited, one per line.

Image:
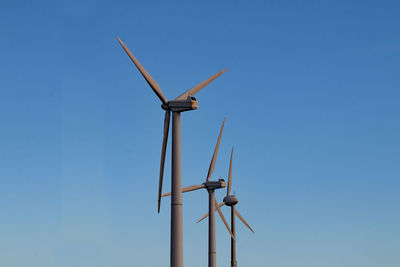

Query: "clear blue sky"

xmin=1 ymin=1 xmax=399 ymax=266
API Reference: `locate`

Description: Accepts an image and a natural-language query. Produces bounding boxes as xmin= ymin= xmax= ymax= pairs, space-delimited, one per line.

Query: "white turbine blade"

xmin=227 ymin=147 xmax=233 ymax=196
xmin=158 ymin=110 xmax=170 ymax=213
xmin=175 ymin=68 xmax=227 ymax=100
xmin=214 ymin=196 xmax=235 ymax=240
xmin=196 ymin=201 xmax=225 ymax=223
xmin=117 ymin=37 xmax=168 ymax=105
xmin=161 ymin=192 xmax=171 ymax=197
xmin=182 ymin=184 xmax=206 ymax=193
xmin=235 ymin=209 xmax=255 ymax=233
xmin=206 ymin=118 xmax=226 ymax=182
xmin=162 ymin=184 xmax=205 ymax=197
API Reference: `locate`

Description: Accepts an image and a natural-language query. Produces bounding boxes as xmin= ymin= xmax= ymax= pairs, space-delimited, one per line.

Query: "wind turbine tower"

xmin=162 ymin=119 xmax=234 ymax=267
xmin=117 ymin=37 xmax=227 ymax=267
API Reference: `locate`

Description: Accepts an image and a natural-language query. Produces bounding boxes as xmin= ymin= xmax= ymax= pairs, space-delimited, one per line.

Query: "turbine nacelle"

xmin=163 ymin=96 xmax=199 ymax=112
xmin=223 ymin=195 xmax=239 ymax=206
xmin=204 ymin=178 xmax=226 ymax=191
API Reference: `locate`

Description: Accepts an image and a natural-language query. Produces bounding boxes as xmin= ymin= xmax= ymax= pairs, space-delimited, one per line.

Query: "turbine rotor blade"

xmin=206 ymin=118 xmax=226 ymax=182
xmin=175 ymin=68 xmax=228 ymax=100
xmin=227 ymin=147 xmax=233 ymax=196
xmin=161 ymin=192 xmax=171 ymax=197
xmin=162 ymin=184 xmax=205 ymax=197
xmin=117 ymin=37 xmax=168 ymax=105
xmin=158 ymin=110 xmax=170 ymax=213
xmin=214 ymin=196 xmax=235 ymax=240
xmin=182 ymin=184 xmax=206 ymax=193
xmin=196 ymin=202 xmax=225 ymax=223
xmin=235 ymin=209 xmax=255 ymax=233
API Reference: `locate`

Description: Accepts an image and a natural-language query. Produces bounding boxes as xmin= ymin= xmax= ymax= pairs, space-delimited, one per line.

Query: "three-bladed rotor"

xmin=117 ymin=37 xmax=227 ymax=213
xmin=197 ymin=148 xmax=255 ymax=234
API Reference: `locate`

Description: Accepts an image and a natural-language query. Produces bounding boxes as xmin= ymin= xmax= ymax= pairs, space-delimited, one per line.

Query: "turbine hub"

xmin=161 ymin=103 xmax=169 ymax=111
xmin=223 ymin=195 xmax=239 ymax=206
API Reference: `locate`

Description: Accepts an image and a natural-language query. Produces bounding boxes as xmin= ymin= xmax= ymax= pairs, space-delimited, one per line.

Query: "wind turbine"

xmin=162 ymin=118 xmax=235 ymax=267
xmin=117 ymin=37 xmax=227 ymax=267
xmin=197 ymin=148 xmax=254 ymax=267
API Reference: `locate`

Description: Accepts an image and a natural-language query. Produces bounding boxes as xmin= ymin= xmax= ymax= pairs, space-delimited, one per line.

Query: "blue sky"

xmin=1 ymin=0 xmax=399 ymax=266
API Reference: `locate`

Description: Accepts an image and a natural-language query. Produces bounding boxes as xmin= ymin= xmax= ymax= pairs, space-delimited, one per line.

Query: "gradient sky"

xmin=1 ymin=1 xmax=400 ymax=266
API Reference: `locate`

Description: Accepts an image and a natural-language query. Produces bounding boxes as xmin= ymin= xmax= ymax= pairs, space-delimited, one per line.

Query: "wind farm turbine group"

xmin=118 ymin=37 xmax=254 ymax=267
